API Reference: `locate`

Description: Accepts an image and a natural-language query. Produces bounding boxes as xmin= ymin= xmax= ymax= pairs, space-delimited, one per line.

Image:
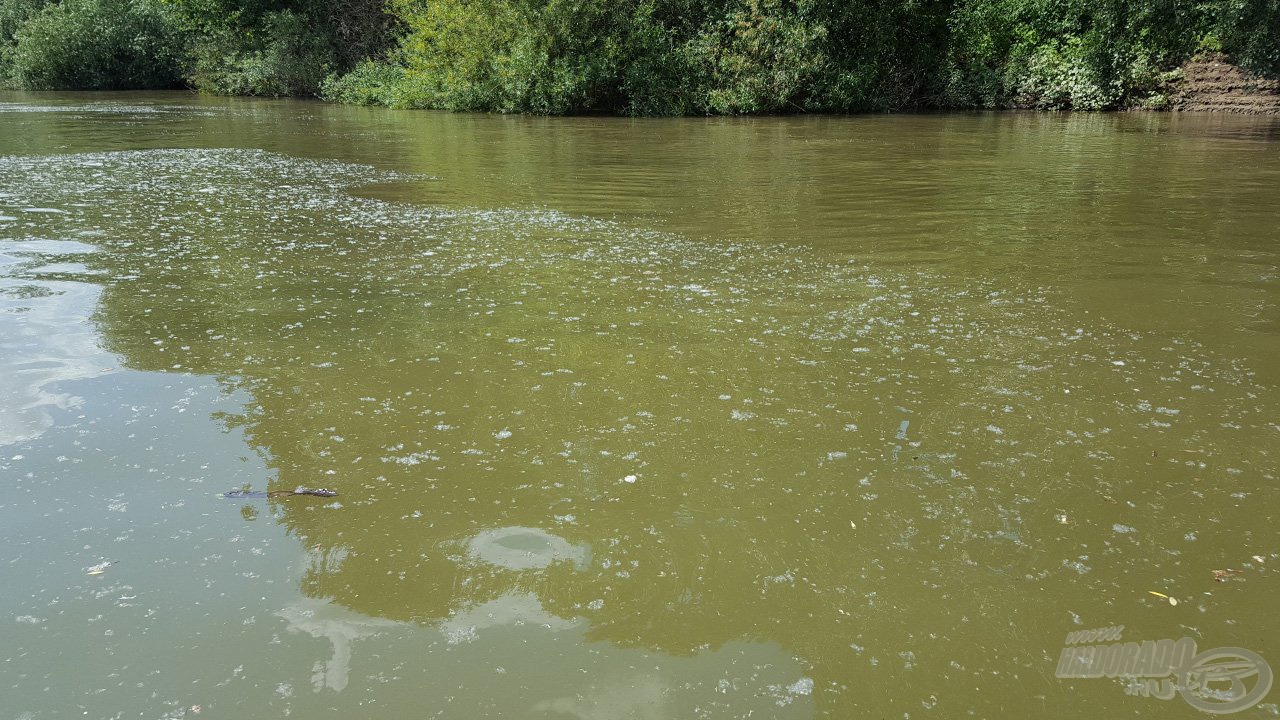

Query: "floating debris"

xmin=221 ymin=487 xmax=338 ymax=499
xmin=85 ymin=560 xmax=117 ymax=576
xmin=1212 ymin=568 xmax=1244 ymax=582
xmin=1147 ymin=590 xmax=1178 ymax=606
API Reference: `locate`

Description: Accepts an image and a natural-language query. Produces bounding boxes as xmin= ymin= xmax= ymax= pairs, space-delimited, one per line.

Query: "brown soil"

xmin=1166 ymin=52 xmax=1280 ymax=114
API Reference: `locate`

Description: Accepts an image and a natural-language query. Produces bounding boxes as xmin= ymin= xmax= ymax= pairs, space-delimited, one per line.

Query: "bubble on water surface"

xmin=466 ymin=527 xmax=589 ymax=571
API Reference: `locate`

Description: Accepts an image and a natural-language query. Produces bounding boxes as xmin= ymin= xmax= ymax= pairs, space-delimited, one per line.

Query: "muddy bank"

xmin=1164 ymin=52 xmax=1280 ymax=114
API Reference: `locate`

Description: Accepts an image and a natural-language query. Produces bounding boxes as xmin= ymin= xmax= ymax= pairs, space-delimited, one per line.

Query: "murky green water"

xmin=2 ymin=92 xmax=1279 ymax=719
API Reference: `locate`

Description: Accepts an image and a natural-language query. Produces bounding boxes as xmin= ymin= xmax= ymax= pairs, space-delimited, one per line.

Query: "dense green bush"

xmin=941 ymin=0 xmax=1204 ymax=109
xmin=170 ymin=0 xmax=394 ymax=96
xmin=688 ymin=1 xmax=827 ymax=113
xmin=6 ymin=0 xmax=183 ymax=89
xmin=320 ymin=58 xmax=409 ymax=105
xmin=373 ymin=0 xmax=630 ymax=113
xmin=328 ymin=0 xmax=1256 ymax=114
xmin=0 ymin=0 xmax=46 ymax=85
xmin=0 ymin=0 xmax=45 ymax=54
xmin=1218 ymin=0 xmax=1280 ymax=75
xmin=323 ymin=0 xmax=960 ymax=114
xmin=187 ymin=9 xmax=335 ymax=95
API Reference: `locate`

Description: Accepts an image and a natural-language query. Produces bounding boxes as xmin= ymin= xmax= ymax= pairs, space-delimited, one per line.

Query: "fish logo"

xmin=1059 ymin=630 xmax=1272 ymax=713
xmin=1178 ymin=647 xmax=1273 ymax=714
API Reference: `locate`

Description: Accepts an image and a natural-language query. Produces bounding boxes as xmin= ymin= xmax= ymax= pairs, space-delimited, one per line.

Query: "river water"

xmin=1 ymin=92 xmax=1278 ymax=719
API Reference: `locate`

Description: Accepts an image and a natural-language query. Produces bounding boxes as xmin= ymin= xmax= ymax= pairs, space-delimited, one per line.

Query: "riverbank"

xmin=1164 ymin=53 xmax=1280 ymax=114
xmin=3 ymin=0 xmax=1279 ymax=116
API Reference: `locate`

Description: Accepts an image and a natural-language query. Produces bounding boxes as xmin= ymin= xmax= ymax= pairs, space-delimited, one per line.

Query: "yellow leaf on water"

xmin=1148 ymin=590 xmax=1169 ymax=599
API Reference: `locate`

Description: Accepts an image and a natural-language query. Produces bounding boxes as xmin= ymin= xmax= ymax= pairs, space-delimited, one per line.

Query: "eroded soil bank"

xmin=1166 ymin=52 xmax=1280 ymax=114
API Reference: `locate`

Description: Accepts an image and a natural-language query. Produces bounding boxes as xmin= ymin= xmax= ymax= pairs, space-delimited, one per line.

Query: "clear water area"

xmin=1 ymin=91 xmax=1278 ymax=719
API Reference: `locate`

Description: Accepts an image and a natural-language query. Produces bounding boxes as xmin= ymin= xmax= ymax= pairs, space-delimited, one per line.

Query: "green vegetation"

xmin=1 ymin=0 xmax=1278 ymax=112
xmin=3 ymin=0 xmax=182 ymax=89
xmin=173 ymin=0 xmax=393 ymax=96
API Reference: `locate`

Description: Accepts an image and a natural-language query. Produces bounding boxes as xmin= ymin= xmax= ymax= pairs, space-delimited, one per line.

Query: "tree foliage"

xmin=6 ymin=0 xmax=183 ymax=89
xmin=324 ymin=0 xmax=1280 ymax=113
